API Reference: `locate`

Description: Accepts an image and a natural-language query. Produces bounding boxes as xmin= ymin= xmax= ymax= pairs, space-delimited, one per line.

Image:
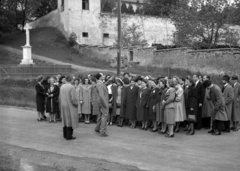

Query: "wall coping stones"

xmin=188 ymin=48 xmax=240 ymax=53
xmin=154 ymin=47 xmax=192 ymax=53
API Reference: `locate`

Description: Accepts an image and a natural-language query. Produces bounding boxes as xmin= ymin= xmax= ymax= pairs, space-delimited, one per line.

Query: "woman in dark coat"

xmin=148 ymin=80 xmax=160 ymax=132
xmin=186 ymin=79 xmax=198 ymax=135
xmin=35 ymin=75 xmax=46 ymax=121
xmin=119 ymin=78 xmax=130 ymax=127
xmin=136 ymin=80 xmax=151 ymax=130
xmin=156 ymin=79 xmax=167 ymax=133
xmin=46 ymin=77 xmax=60 ymax=123
xmin=112 ymin=78 xmax=124 ymax=126
xmin=124 ymin=79 xmax=139 ymax=128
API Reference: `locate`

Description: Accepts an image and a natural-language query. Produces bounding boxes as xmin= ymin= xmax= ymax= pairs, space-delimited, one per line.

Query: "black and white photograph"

xmin=0 ymin=0 xmax=240 ymax=170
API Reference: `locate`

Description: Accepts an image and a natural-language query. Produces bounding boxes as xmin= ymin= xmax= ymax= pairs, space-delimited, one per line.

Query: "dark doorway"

xmin=130 ymin=51 xmax=134 ymax=61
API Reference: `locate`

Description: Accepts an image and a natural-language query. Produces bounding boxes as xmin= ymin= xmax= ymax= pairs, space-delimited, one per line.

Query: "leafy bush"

xmin=0 ymin=86 xmax=36 ymax=108
xmin=0 ymin=79 xmax=36 ymax=107
xmin=68 ymin=32 xmax=78 ymax=47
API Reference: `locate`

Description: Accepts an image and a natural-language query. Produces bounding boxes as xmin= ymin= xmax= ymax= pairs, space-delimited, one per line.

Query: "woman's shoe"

xmin=174 ymin=128 xmax=180 ymax=133
xmin=189 ymin=131 xmax=195 ymax=135
xmin=165 ymin=134 xmax=174 ymax=138
xmin=144 ymin=127 xmax=148 ymax=131
xmin=110 ymin=122 xmax=112 ymax=126
xmin=187 ymin=131 xmax=195 ymax=135
xmin=152 ymin=129 xmax=158 ymax=132
xmin=37 ymin=118 xmax=41 ymax=121
xmin=212 ymin=131 xmax=221 ymax=135
xmin=159 ymin=130 xmax=167 ymax=134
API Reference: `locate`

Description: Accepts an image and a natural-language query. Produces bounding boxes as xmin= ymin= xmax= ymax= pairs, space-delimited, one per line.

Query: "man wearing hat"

xmin=203 ymin=80 xmax=228 ymax=135
xmin=231 ymin=75 xmax=240 ymax=131
xmin=222 ymin=75 xmax=234 ymax=133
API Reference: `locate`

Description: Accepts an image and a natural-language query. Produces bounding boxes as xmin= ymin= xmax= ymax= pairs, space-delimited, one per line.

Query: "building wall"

xmin=30 ymin=0 xmax=175 ymax=46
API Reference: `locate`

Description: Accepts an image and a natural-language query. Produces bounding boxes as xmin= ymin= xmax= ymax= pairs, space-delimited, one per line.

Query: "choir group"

xmin=35 ymin=72 xmax=240 ymax=138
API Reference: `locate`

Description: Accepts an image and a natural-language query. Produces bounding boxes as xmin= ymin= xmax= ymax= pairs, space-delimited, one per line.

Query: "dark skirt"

xmin=156 ymin=102 xmax=164 ymax=122
xmin=46 ymin=97 xmax=59 ymax=114
xmin=36 ymin=95 xmax=45 ymax=112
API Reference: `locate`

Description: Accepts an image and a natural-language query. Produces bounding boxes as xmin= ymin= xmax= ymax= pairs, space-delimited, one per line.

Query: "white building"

xmin=31 ymin=0 xmax=176 ymax=47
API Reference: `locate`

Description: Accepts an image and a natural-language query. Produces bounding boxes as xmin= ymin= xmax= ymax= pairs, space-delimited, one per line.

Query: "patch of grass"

xmin=0 ymin=85 xmax=35 ymax=108
xmin=2 ymin=27 xmax=111 ymax=70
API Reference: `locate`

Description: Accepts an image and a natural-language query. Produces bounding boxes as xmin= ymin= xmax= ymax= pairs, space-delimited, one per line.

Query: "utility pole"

xmin=117 ymin=0 xmax=122 ymax=76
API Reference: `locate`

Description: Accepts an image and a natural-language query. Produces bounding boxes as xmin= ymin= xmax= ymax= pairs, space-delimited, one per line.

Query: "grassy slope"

xmin=1 ymin=27 xmax=221 ymax=80
xmin=1 ymin=27 xmax=111 ymax=70
xmin=1 ymin=27 xmax=193 ymax=78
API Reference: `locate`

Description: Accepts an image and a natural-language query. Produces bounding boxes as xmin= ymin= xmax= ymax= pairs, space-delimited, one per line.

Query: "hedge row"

xmin=0 ymin=79 xmax=37 ymax=88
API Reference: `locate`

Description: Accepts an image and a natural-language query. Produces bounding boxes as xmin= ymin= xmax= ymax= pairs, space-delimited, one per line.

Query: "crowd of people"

xmin=35 ymin=72 xmax=240 ymax=140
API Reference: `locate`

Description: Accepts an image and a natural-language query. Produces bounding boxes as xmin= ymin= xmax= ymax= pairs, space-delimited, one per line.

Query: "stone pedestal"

xmin=20 ymin=45 xmax=34 ymax=65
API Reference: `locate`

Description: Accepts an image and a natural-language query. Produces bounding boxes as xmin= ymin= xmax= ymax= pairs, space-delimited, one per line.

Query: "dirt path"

xmin=0 ymin=45 xmax=115 ymax=73
xmin=0 ymin=106 xmax=240 ymax=171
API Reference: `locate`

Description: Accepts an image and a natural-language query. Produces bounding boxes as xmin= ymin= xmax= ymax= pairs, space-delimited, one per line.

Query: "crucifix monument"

xmin=20 ymin=23 xmax=34 ymax=65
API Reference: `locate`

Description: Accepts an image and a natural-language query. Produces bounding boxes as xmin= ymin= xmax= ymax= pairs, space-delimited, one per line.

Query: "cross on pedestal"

xmin=20 ymin=23 xmax=34 ymax=65
xmin=24 ymin=23 xmax=32 ymax=46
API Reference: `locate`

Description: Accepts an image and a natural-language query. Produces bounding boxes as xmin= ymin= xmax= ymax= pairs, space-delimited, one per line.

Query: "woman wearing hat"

xmin=148 ymin=79 xmax=160 ymax=132
xmin=162 ymin=79 xmax=176 ymax=138
xmin=185 ymin=78 xmax=198 ymax=135
xmin=35 ymin=75 xmax=47 ymax=121
xmin=119 ymin=78 xmax=130 ymax=127
xmin=156 ymin=78 xmax=168 ymax=134
xmin=125 ymin=77 xmax=139 ymax=128
xmin=136 ymin=80 xmax=151 ymax=130
xmin=173 ymin=77 xmax=186 ymax=133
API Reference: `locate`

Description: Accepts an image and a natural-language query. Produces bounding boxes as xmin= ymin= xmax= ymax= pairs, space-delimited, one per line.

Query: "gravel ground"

xmin=0 ymin=142 xmax=144 ymax=171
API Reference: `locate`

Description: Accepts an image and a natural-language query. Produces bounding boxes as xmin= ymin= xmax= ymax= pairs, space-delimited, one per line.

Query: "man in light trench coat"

xmin=94 ymin=73 xmax=109 ymax=137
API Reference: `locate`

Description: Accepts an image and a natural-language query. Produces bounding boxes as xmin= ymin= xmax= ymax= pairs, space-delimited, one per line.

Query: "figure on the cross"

xmin=24 ymin=23 xmax=32 ymax=46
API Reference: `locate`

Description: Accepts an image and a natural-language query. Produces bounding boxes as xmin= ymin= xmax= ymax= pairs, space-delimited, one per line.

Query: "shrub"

xmin=0 ymin=78 xmax=37 ymax=88
xmin=0 ymin=86 xmax=36 ymax=108
xmin=68 ymin=32 xmax=78 ymax=47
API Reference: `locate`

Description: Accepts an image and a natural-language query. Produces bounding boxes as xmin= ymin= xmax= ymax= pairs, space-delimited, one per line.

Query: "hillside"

xmin=1 ymin=27 xmax=199 ymax=78
xmin=1 ymin=27 xmax=111 ymax=69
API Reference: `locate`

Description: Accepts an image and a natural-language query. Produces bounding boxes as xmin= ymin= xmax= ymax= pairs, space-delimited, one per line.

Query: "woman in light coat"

xmin=82 ymin=78 xmax=92 ymax=124
xmin=162 ymin=79 xmax=176 ymax=138
xmin=173 ymin=78 xmax=186 ymax=132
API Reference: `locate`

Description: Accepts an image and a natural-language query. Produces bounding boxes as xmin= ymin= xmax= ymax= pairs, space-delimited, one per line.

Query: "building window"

xmin=130 ymin=50 xmax=134 ymax=61
xmin=61 ymin=0 xmax=64 ymax=11
xmin=82 ymin=32 xmax=88 ymax=37
xmin=82 ymin=0 xmax=89 ymax=10
xmin=103 ymin=33 xmax=109 ymax=38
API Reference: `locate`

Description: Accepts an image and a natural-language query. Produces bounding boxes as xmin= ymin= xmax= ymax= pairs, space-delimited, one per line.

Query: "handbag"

xmin=187 ymin=109 xmax=196 ymax=122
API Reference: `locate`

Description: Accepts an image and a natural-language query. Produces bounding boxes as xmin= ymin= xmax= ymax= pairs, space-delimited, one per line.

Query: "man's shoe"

xmin=208 ymin=130 xmax=214 ymax=134
xmin=100 ymin=133 xmax=108 ymax=137
xmin=222 ymin=130 xmax=230 ymax=133
xmin=233 ymin=128 xmax=239 ymax=132
xmin=95 ymin=130 xmax=100 ymax=133
xmin=70 ymin=137 xmax=76 ymax=140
